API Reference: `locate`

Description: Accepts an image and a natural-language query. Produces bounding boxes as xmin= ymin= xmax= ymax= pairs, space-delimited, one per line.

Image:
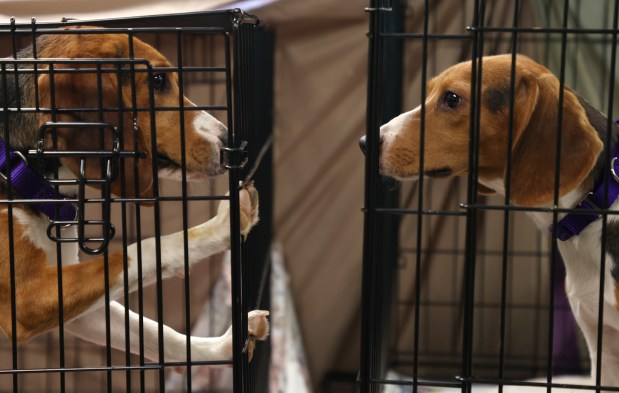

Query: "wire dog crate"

xmin=0 ymin=10 xmax=273 ymax=393
xmin=361 ymin=0 xmax=619 ymax=392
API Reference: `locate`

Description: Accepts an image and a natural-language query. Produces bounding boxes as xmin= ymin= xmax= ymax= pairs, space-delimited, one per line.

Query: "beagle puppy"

xmin=0 ymin=30 xmax=269 ymax=365
xmin=361 ymin=54 xmax=619 ymax=388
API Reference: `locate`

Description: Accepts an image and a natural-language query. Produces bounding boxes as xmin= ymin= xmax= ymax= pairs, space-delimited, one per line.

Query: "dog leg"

xmin=566 ymin=294 xmax=619 ymax=391
xmin=0 ymin=187 xmax=259 ymax=342
xmin=65 ymin=301 xmax=269 ymax=364
xmin=588 ymin=326 xmax=619 ymax=390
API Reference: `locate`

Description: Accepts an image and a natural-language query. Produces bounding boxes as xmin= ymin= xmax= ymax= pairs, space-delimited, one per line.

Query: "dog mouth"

xmin=380 ymin=166 xmax=454 ymax=181
xmin=156 ymin=152 xmax=225 ymax=179
xmin=424 ymin=167 xmax=453 ymax=178
xmin=157 ymin=153 xmax=180 ymax=170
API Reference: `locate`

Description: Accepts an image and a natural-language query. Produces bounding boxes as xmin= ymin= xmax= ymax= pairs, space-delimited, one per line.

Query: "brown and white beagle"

xmin=0 ymin=29 xmax=268 ymax=365
xmin=361 ymin=54 xmax=619 ymax=388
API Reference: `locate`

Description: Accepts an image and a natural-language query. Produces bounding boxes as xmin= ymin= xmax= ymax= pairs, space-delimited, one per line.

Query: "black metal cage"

xmin=361 ymin=0 xmax=619 ymax=392
xmin=0 ymin=10 xmax=273 ymax=393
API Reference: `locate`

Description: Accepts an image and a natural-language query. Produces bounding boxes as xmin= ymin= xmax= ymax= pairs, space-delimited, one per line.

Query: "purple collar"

xmin=0 ymin=139 xmax=76 ymax=222
xmin=554 ymin=140 xmax=619 ymax=241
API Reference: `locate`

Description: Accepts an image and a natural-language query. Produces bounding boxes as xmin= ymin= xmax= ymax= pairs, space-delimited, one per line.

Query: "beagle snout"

xmin=374 ymin=107 xmax=435 ymax=181
xmin=359 ymin=108 xmax=415 ymax=156
xmin=154 ymin=94 xmax=229 ymax=180
xmin=175 ymin=108 xmax=229 ymax=178
xmin=192 ymin=109 xmax=228 ymax=146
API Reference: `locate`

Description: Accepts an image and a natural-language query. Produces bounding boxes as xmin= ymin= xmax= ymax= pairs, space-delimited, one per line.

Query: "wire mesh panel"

xmin=361 ymin=0 xmax=619 ymax=392
xmin=0 ymin=10 xmax=273 ymax=393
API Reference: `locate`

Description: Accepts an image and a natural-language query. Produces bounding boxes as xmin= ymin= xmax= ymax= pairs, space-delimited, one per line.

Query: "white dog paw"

xmin=214 ymin=185 xmax=259 ymax=240
xmin=246 ymin=309 xmax=269 ymax=361
xmin=219 ymin=310 xmax=270 ymax=362
xmin=239 ymin=184 xmax=259 ymax=239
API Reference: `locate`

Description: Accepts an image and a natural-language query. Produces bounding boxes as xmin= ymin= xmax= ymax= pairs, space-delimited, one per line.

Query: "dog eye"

xmin=443 ymin=91 xmax=461 ymax=109
xmin=151 ymin=73 xmax=167 ymax=91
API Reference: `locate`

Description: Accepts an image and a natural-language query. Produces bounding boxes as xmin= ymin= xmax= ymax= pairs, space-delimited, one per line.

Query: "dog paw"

xmin=214 ymin=185 xmax=259 ymax=240
xmin=239 ymin=184 xmax=259 ymax=239
xmin=247 ymin=310 xmax=270 ymax=341
xmin=219 ymin=310 xmax=270 ymax=362
xmin=246 ymin=309 xmax=270 ymax=361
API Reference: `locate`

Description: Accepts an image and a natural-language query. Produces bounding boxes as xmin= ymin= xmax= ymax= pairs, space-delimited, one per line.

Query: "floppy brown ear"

xmin=37 ymin=66 xmax=154 ymax=198
xmin=506 ymin=71 xmax=603 ymax=206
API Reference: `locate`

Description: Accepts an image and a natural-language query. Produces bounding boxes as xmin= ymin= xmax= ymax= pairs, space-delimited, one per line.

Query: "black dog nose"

xmin=359 ymin=135 xmax=382 ymax=155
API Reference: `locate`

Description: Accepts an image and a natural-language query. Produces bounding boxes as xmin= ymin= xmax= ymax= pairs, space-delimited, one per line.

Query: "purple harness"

xmin=554 ymin=129 xmax=619 ymax=241
xmin=0 ymin=139 xmax=76 ymax=222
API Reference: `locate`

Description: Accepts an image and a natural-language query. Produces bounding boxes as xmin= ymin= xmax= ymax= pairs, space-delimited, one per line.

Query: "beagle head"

xmin=35 ymin=28 xmax=227 ymax=198
xmin=374 ymin=54 xmax=603 ymax=206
